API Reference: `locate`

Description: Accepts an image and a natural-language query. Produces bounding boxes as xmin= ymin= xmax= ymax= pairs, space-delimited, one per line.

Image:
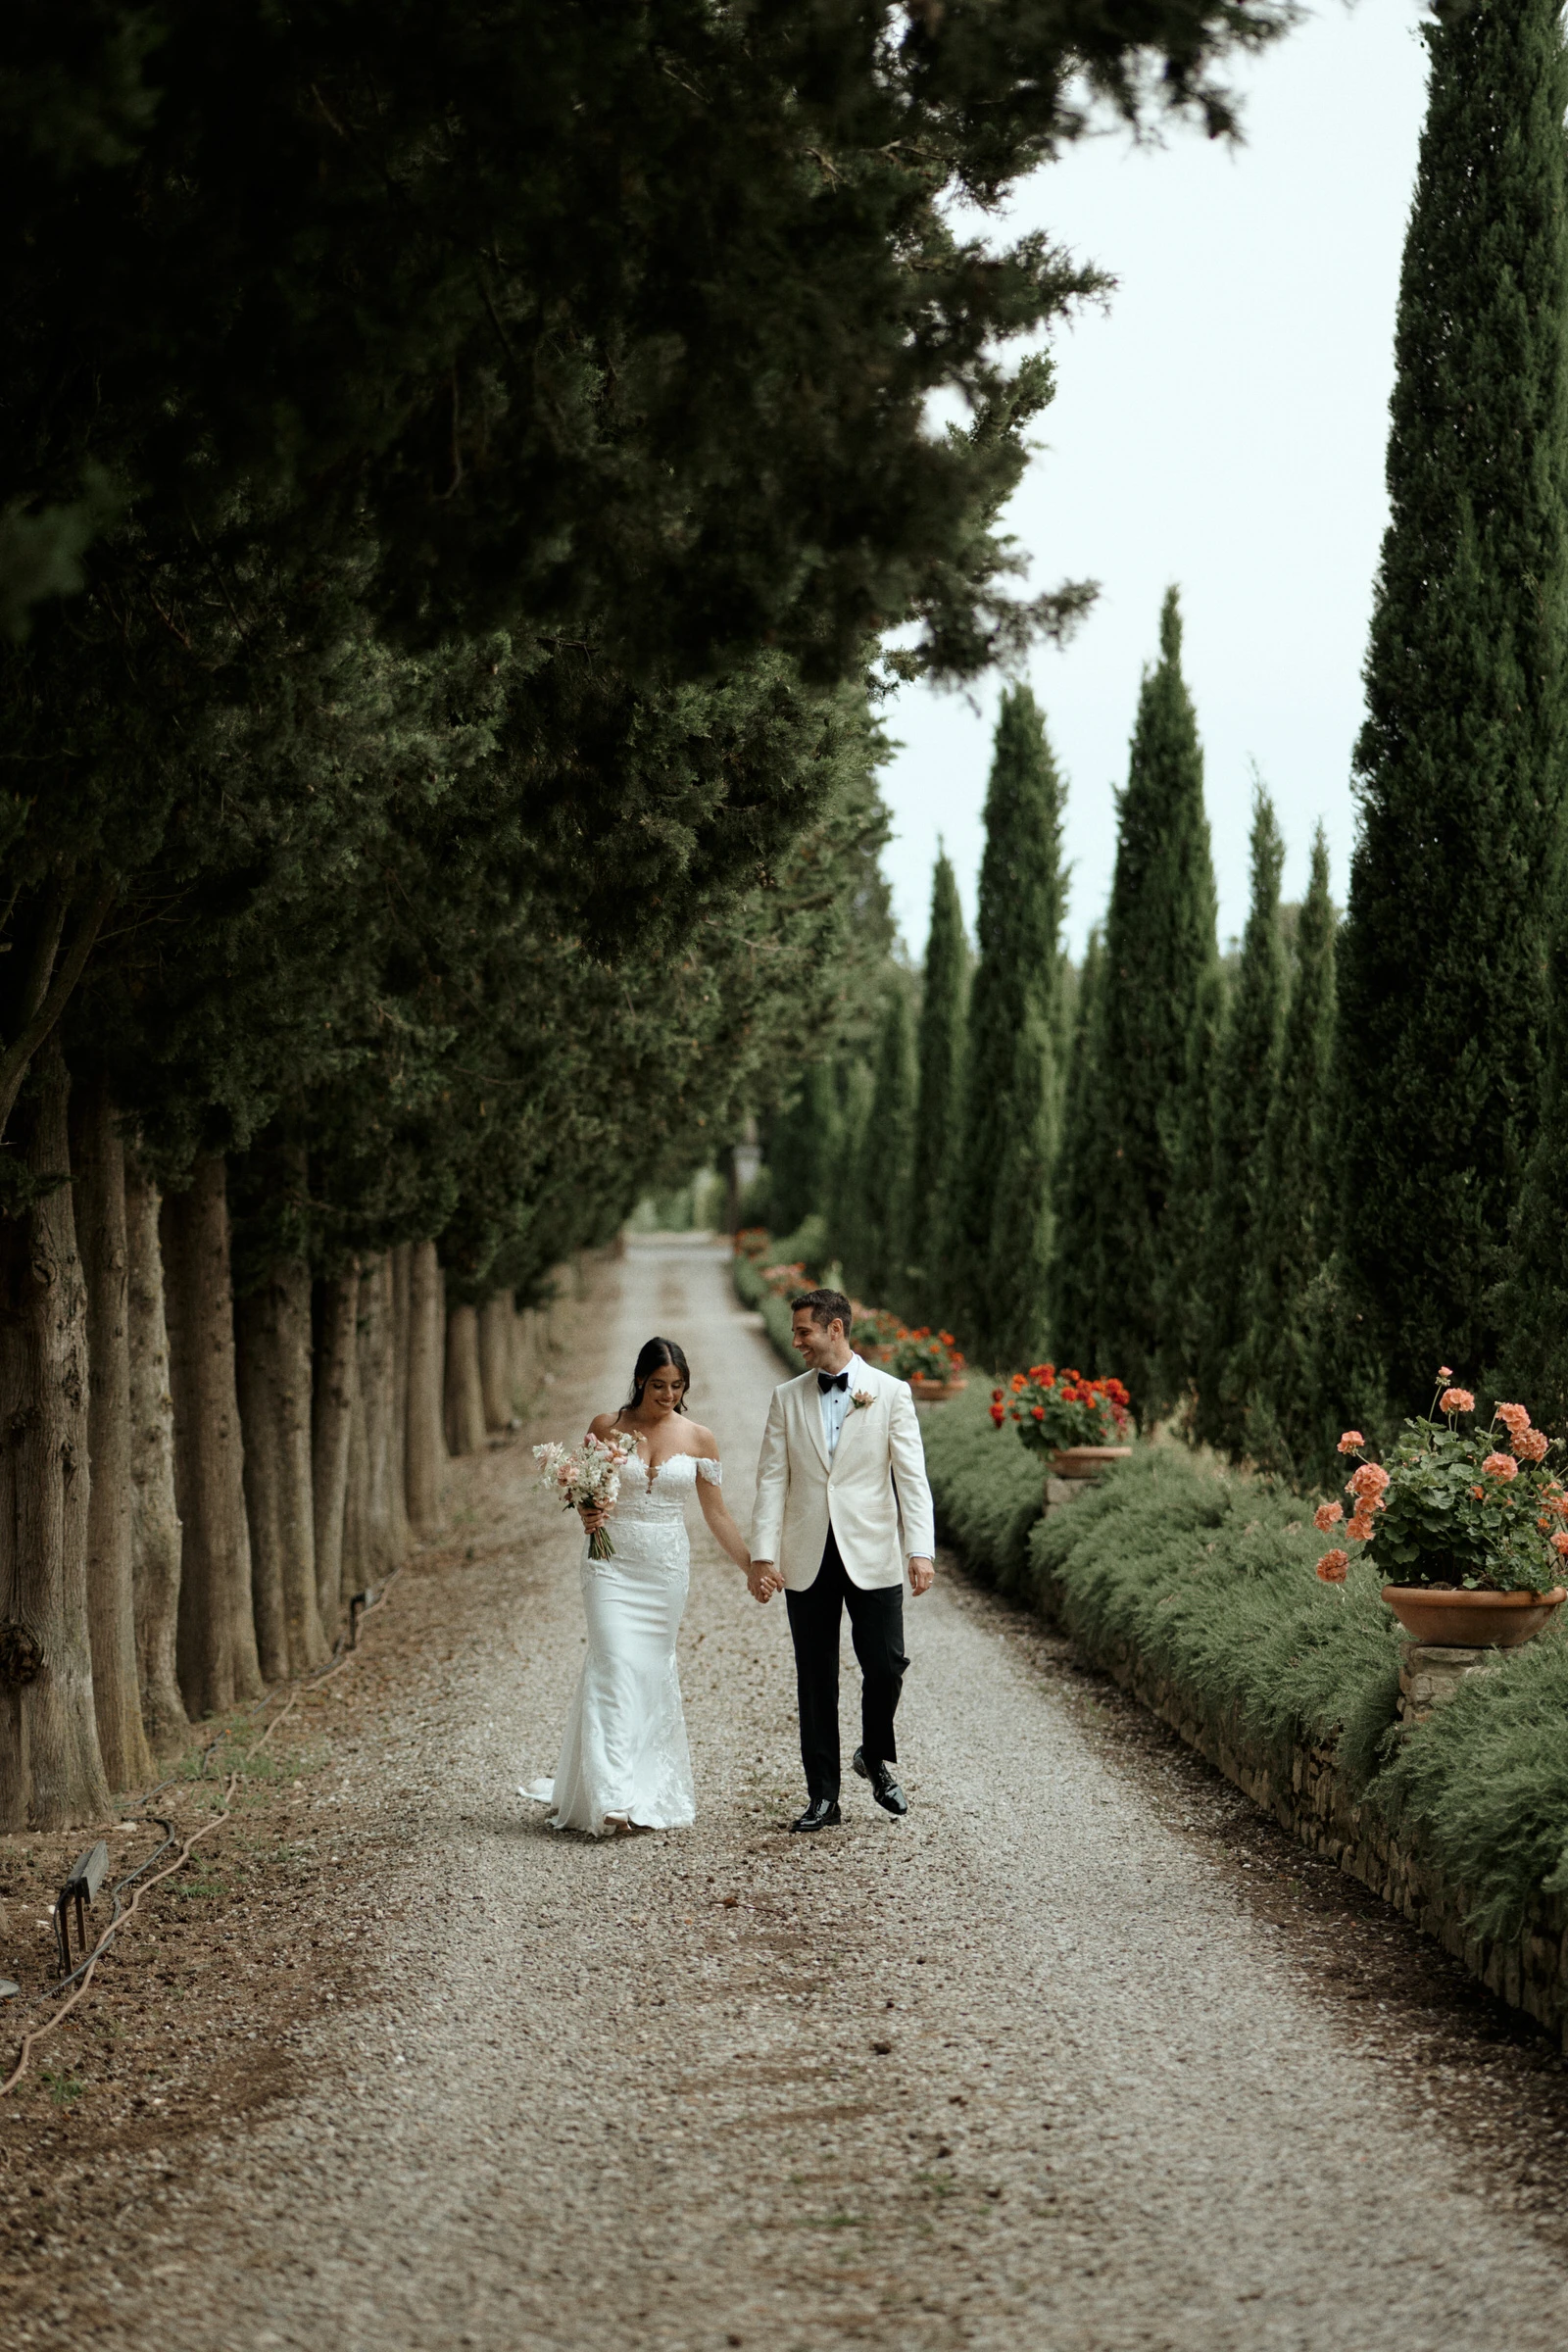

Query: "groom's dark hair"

xmin=792 ymin=1286 xmax=853 ymax=1336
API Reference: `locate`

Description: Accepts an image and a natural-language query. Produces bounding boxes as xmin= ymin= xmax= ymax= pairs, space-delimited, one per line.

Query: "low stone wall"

xmin=1043 ymin=1568 xmax=1568 ymax=2051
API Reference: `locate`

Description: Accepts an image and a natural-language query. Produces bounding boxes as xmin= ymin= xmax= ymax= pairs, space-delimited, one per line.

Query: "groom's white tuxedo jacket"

xmin=751 ymin=1358 xmax=936 ymax=1592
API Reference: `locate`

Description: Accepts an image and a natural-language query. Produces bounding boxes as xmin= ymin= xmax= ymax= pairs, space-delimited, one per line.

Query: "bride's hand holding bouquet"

xmin=533 ymin=1430 xmax=639 ymax=1560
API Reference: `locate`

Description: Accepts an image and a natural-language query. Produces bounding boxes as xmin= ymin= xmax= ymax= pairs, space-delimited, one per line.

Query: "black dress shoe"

xmin=791 ymin=1796 xmax=841 ymax=1833
xmin=854 ymin=1745 xmax=908 ymax=1817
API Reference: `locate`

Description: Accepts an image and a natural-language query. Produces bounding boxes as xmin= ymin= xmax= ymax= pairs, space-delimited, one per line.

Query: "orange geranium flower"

xmin=1313 ymin=1500 xmax=1344 ymax=1531
xmin=1337 ymin=1431 xmax=1365 ymax=1454
xmin=1348 ymin=1461 xmax=1391 ymax=1500
xmin=1010 ymin=1373 xmax=1026 ymax=1393
xmin=1482 ymin=1451 xmax=1519 ymax=1482
xmin=1516 ymin=1428 xmax=1549 ymax=1463
xmin=1553 ymin=1532 xmax=1568 ymax=1557
xmin=1315 ymin=1550 xmax=1349 ymax=1584
xmin=1440 ymin=1387 xmax=1475 ymax=1414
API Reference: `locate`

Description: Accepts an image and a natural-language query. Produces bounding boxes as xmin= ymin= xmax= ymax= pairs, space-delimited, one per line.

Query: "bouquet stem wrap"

xmin=532 ymin=1431 xmax=638 ymax=1560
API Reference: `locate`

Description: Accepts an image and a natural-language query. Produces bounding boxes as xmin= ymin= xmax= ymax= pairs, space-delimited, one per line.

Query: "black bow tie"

xmin=818 ymin=1370 xmax=850 ymax=1394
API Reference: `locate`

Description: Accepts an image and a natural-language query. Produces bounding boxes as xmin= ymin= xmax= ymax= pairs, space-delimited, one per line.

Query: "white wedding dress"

xmin=522 ymin=1451 xmax=718 ymax=1834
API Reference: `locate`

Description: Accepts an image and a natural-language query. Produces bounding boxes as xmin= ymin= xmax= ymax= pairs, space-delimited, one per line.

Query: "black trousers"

xmin=785 ymin=1528 xmax=908 ymax=1801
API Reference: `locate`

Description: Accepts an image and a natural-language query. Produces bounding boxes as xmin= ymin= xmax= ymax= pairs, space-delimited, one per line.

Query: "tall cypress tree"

xmin=908 ymin=854 xmax=968 ymax=1320
xmin=861 ymin=986 xmax=917 ymax=1304
xmin=1154 ymin=959 xmax=1228 ymax=1416
xmin=766 ymin=1062 xmax=839 ymax=1240
xmin=951 ymin=686 xmax=1067 ymax=1364
xmin=1051 ymin=930 xmax=1107 ymax=1370
xmin=1195 ymin=792 xmax=1287 ymax=1453
xmin=1095 ymin=589 xmax=1217 ymax=1418
xmin=829 ymin=1055 xmax=876 ymax=1293
xmin=1338 ymin=0 xmax=1568 ymax=1411
xmin=1234 ymin=829 xmax=1338 ymax=1474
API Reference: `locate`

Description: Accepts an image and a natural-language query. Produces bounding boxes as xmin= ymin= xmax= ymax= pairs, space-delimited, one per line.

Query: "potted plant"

xmin=887 ymin=1327 xmax=967 ymax=1400
xmin=851 ymin=1306 xmax=904 ymax=1364
xmin=993 ymin=1364 xmax=1133 ymax=1478
xmin=1314 ymin=1374 xmax=1568 ymax=1646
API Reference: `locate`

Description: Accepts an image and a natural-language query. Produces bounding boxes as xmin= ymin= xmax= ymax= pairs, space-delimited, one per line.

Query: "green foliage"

xmin=1050 ymin=930 xmax=1106 ymax=1371
xmin=860 ymin=985 xmax=918 ymax=1306
xmin=1376 ymin=1624 xmax=1568 ymax=1940
xmin=951 ymin=685 xmax=1066 ymax=1362
xmin=919 ymin=1384 xmax=1046 ymax=1592
xmin=1354 ymin=1404 xmax=1565 ymax=1593
xmin=1195 ymin=791 xmax=1286 ymax=1453
xmin=1095 ymin=589 xmax=1218 ymax=1417
xmin=1338 ymin=0 xmax=1568 ymax=1411
xmin=1154 ymin=959 xmax=1228 ymax=1416
xmin=908 ymin=855 xmax=969 ymax=1317
xmin=766 ymin=1064 xmax=841 ymax=1241
xmin=731 ymin=1250 xmax=798 ymax=1370
xmin=1233 ymin=831 xmax=1339 ymax=1478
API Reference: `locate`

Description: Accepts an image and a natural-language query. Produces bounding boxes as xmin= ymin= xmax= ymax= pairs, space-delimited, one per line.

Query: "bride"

xmin=523 ymin=1338 xmax=752 ymax=1835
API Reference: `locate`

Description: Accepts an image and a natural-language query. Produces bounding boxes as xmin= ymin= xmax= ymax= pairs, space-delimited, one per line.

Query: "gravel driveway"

xmin=9 ymin=1234 xmax=1568 ymax=2351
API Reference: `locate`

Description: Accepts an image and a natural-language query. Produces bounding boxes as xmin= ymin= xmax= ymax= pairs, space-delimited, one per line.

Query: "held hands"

xmin=747 ymin=1559 xmax=781 ymax=1604
xmin=908 ymin=1556 xmax=935 ymax=1597
xmin=578 ymin=1502 xmax=611 ymax=1534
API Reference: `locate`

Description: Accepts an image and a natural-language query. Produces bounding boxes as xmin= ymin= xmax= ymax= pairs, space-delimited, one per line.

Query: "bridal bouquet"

xmin=532 ymin=1431 xmax=639 ymax=1560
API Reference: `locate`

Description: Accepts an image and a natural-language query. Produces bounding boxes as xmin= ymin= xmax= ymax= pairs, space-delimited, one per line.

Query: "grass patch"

xmin=42 ymin=2069 xmax=84 ymax=2109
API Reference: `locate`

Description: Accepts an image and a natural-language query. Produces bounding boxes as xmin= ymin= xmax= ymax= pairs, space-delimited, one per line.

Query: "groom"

xmin=748 ymin=1286 xmax=936 ymax=1832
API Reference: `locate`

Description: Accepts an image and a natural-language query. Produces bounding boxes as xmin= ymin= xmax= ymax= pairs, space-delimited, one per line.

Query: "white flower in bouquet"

xmin=532 ymin=1431 xmax=639 ymax=1559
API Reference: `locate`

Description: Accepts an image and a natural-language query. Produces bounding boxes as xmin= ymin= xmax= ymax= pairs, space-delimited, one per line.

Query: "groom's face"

xmin=791 ymin=1309 xmax=844 ymax=1367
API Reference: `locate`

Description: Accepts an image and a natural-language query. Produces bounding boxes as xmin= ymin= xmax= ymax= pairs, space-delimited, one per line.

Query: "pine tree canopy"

xmin=1094 ymin=587 xmax=1217 ymax=1414
xmin=2 ymin=1 xmax=1286 ymax=678
xmin=1338 ymin=0 xmax=1568 ymax=1406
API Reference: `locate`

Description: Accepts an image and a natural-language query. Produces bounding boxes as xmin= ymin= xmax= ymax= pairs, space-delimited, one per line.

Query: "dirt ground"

xmin=4 ymin=1236 xmax=1568 ymax=2351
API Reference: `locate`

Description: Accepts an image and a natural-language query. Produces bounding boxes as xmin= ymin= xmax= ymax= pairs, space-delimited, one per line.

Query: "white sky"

xmin=879 ymin=1 xmax=1433 ymax=958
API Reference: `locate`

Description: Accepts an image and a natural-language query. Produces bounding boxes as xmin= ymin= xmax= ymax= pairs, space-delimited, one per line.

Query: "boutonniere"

xmin=851 ymin=1389 xmax=874 ymax=1411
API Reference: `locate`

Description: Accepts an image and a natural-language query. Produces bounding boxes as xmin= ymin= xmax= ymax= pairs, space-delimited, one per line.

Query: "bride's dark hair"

xmin=626 ymin=1337 xmax=690 ymax=1413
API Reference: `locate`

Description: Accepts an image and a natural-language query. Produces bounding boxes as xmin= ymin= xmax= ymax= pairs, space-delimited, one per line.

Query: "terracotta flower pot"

xmin=909 ymin=1374 xmax=967 ymax=1402
xmin=1049 ymin=1445 xmax=1133 ymax=1481
xmin=1381 ymin=1583 xmax=1566 ymax=1648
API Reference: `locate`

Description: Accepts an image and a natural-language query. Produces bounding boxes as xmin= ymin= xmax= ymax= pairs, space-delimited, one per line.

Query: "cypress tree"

xmin=1095 ymin=589 xmax=1217 ymax=1417
xmin=861 ymin=988 xmax=918 ymax=1305
xmin=1338 ymin=0 xmax=1568 ymax=1411
xmin=989 ymin=1007 xmax=1057 ymax=1367
xmin=951 ymin=685 xmax=1067 ymax=1364
xmin=1051 ymin=931 xmax=1107 ymax=1370
xmin=766 ymin=1063 xmax=839 ymax=1240
xmin=1154 ymin=960 xmax=1228 ymax=1417
xmin=1234 ymin=829 xmax=1339 ymax=1475
xmin=908 ymin=854 xmax=968 ymax=1319
xmin=1195 ymin=792 xmax=1288 ymax=1454
xmin=828 ymin=1057 xmax=876 ymax=1294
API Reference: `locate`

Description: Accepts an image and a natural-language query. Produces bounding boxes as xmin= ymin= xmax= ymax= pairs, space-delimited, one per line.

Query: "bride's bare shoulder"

xmin=587 ymin=1409 xmax=624 ymax=1439
xmin=684 ymin=1420 xmax=720 ymax=1457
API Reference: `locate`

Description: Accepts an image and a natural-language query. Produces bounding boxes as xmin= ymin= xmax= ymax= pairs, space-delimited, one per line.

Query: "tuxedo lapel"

xmin=795 ymin=1375 xmax=831 ymax=1473
xmin=827 ymin=1378 xmax=876 ymax=1477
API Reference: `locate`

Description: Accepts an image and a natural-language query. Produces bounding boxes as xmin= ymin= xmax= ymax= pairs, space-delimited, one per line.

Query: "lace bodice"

xmin=612 ymin=1449 xmax=721 ymax=1527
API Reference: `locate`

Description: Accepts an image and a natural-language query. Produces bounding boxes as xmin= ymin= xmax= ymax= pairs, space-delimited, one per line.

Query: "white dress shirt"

xmin=817 ymin=1353 xmax=868 ymax=1457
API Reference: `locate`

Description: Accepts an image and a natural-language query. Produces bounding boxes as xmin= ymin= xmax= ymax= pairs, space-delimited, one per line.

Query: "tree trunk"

xmin=349 ymin=1254 xmax=403 ymax=1593
xmin=445 ymin=1301 xmax=487 ymax=1455
xmin=311 ymin=1266 xmax=358 ymax=1638
xmin=162 ymin=1158 xmax=264 ymax=1717
xmin=389 ymin=1244 xmax=412 ymax=1561
xmin=236 ymin=1255 xmax=327 ymax=1679
xmin=405 ymin=1241 xmax=447 ymax=1536
xmin=477 ymin=1294 xmax=514 ymax=1431
xmin=71 ymin=1073 xmax=152 ymax=1791
xmin=124 ymin=1162 xmax=186 ymax=1750
xmin=0 ymin=1035 xmax=112 ymax=1831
